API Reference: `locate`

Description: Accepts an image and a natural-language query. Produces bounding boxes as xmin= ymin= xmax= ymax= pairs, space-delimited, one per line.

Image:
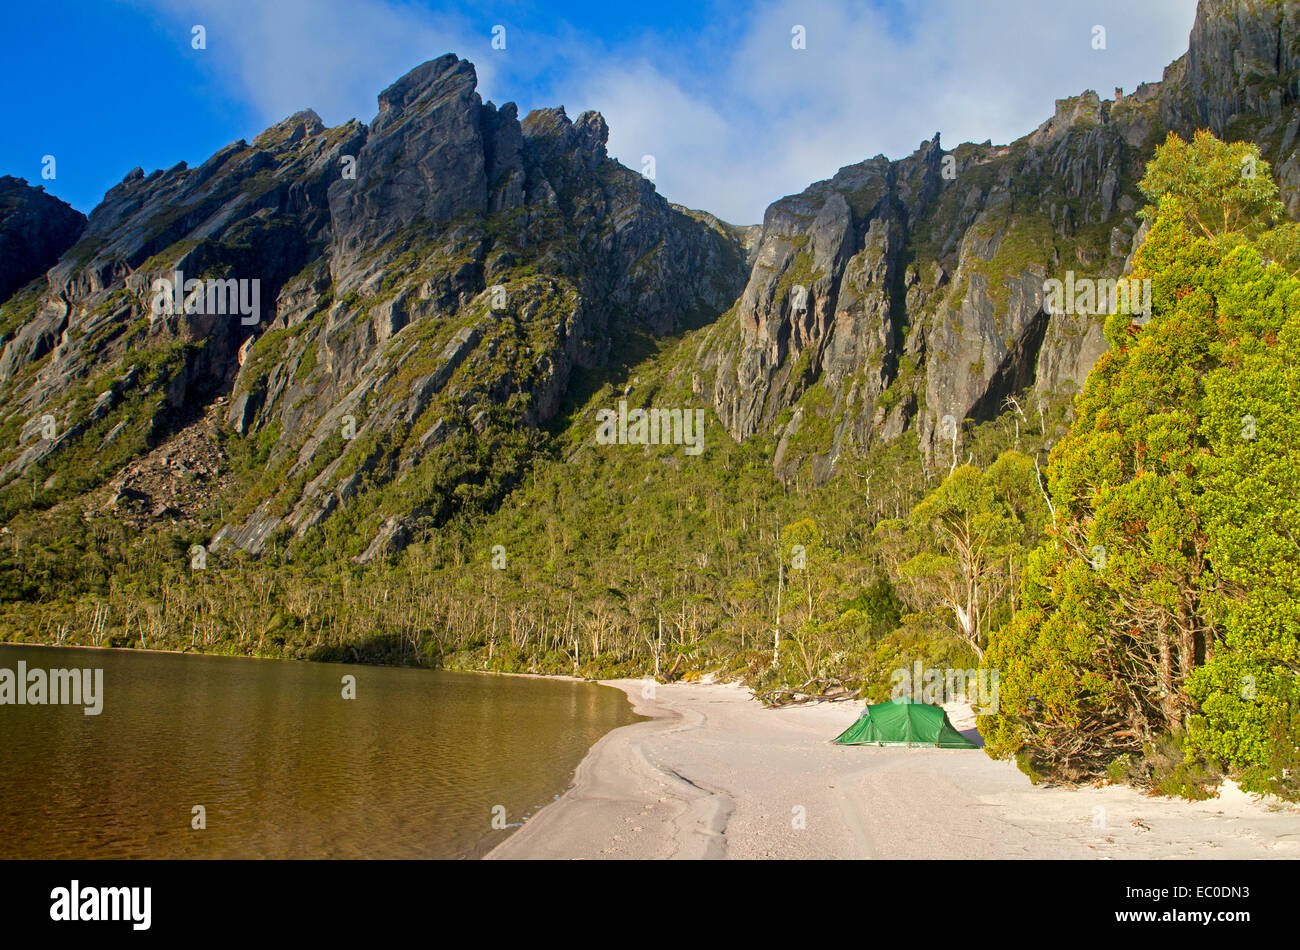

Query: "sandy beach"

xmin=487 ymin=678 xmax=1300 ymax=860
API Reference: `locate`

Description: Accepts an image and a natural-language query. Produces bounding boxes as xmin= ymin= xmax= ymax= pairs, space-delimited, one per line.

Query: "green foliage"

xmin=0 ymin=307 xmax=1041 ymax=708
xmin=1183 ymin=242 xmax=1300 ymax=796
xmin=985 ymin=130 xmax=1300 ymax=797
xmin=9 ymin=118 xmax=1297 ymax=816
xmin=1139 ymin=130 xmax=1283 ymax=243
xmin=894 ymin=451 xmax=1047 ymax=658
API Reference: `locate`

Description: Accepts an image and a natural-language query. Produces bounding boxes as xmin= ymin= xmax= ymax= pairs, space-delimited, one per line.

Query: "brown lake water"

xmin=0 ymin=644 xmax=640 ymax=859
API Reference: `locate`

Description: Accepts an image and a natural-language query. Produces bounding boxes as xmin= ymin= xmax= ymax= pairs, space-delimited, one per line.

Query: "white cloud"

xmin=555 ymin=0 xmax=1201 ymax=222
xmin=136 ymin=0 xmax=1202 ymax=224
xmin=135 ymin=0 xmax=494 ymax=127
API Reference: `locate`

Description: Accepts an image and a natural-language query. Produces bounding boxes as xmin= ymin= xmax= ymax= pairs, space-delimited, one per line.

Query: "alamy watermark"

xmin=0 ymin=660 xmax=103 ymax=715
xmin=151 ymin=269 xmax=261 ymax=325
xmin=1043 ymin=272 xmax=1151 ymax=323
xmin=595 ymin=399 xmax=704 ymax=456
xmin=50 ymin=881 xmax=150 ymax=930
xmin=891 ymin=661 xmax=999 ymax=713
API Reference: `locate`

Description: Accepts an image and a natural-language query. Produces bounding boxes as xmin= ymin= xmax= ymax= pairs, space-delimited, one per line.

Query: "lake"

xmin=0 ymin=644 xmax=640 ymax=858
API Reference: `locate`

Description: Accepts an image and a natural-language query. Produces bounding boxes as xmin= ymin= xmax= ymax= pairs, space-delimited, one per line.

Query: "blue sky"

xmin=1 ymin=0 xmax=1200 ymax=224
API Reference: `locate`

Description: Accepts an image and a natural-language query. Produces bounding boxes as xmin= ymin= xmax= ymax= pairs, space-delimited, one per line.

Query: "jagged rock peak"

xmin=576 ymin=111 xmax=609 ymax=149
xmin=707 ymin=0 xmax=1300 ymax=484
xmin=522 ymin=106 xmax=609 ymax=150
xmin=253 ymin=109 xmax=326 ymax=147
xmin=376 ymin=54 xmax=477 ymax=122
xmin=0 ymin=176 xmax=86 ymax=306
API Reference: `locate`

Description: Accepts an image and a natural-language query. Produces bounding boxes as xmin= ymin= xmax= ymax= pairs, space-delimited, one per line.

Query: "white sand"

xmin=486 ymin=678 xmax=1300 ymax=859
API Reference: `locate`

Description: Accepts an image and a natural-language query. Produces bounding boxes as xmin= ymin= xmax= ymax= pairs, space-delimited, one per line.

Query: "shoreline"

xmin=0 ymin=640 xmax=606 ymax=682
xmin=12 ymin=643 xmax=1299 ymax=860
xmin=487 ymin=678 xmax=1300 ymax=860
xmin=0 ymin=640 xmax=313 ymax=663
xmin=487 ymin=676 xmax=733 ymax=859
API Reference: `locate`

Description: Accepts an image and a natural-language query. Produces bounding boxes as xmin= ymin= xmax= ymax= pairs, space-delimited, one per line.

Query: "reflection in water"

xmin=0 ymin=645 xmax=640 ymax=858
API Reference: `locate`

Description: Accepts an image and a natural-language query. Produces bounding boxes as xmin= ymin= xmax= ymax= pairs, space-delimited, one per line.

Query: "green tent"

xmin=833 ymin=698 xmax=979 ymax=749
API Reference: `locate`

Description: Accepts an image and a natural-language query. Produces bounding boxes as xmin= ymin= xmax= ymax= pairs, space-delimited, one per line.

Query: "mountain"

xmin=0 ymin=54 xmax=747 ymax=560
xmin=0 ymin=0 xmax=1294 ymax=598
xmin=705 ymin=0 xmax=1300 ymax=483
xmin=0 ymin=176 xmax=84 ymax=309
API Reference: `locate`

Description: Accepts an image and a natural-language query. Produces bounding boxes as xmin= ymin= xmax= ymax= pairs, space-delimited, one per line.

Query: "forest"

xmin=1 ymin=130 xmax=1297 ymax=802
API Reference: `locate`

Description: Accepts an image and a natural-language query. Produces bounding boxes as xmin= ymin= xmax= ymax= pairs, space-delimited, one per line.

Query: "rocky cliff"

xmin=0 ymin=54 xmax=747 ymax=560
xmin=0 ymin=177 xmax=84 ymax=310
xmin=705 ymin=0 xmax=1300 ymax=482
xmin=0 ymin=0 xmax=1291 ymax=560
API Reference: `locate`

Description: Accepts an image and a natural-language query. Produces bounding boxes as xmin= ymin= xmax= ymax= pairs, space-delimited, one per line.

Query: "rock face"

xmin=706 ymin=0 xmax=1300 ymax=481
xmin=1161 ymin=0 xmax=1300 ymax=214
xmin=0 ymin=177 xmax=85 ymax=305
xmin=0 ymin=55 xmax=747 ymax=558
xmin=328 ymin=55 xmax=489 ymax=277
xmin=706 ymin=105 xmax=1151 ymax=479
xmin=0 ymin=107 xmax=363 ymax=430
xmin=0 ymin=0 xmax=1294 ymax=555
